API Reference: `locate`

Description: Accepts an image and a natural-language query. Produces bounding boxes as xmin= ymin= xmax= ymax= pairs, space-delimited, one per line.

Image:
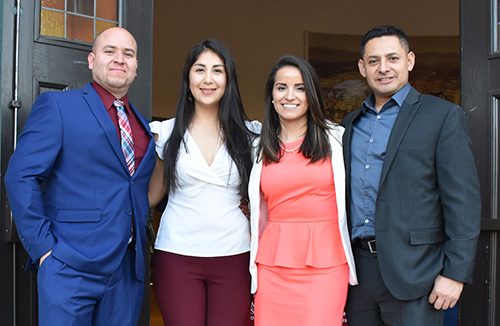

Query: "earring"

xmin=272 ymin=100 xmax=274 ymax=103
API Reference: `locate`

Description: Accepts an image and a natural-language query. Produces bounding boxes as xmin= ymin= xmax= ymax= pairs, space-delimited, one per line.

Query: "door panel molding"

xmin=461 ymin=0 xmax=500 ymax=325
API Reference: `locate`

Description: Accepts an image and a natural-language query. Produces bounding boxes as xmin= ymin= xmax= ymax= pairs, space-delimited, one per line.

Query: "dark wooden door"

xmin=0 ymin=1 xmax=153 ymax=325
xmin=461 ymin=0 xmax=500 ymax=325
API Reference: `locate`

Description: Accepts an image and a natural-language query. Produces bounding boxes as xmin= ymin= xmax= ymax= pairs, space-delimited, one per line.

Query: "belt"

xmin=355 ymin=237 xmax=377 ymax=253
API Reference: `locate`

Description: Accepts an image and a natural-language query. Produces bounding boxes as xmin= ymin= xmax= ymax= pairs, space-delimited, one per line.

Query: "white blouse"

xmin=150 ymin=118 xmax=261 ymax=257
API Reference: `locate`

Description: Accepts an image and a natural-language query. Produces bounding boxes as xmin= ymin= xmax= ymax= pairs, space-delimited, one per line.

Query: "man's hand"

xmin=39 ymin=250 xmax=52 ymax=267
xmin=428 ymin=275 xmax=464 ymax=310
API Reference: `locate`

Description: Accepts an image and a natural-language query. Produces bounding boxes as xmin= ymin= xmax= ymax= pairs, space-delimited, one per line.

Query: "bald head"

xmin=92 ymin=27 xmax=138 ymax=55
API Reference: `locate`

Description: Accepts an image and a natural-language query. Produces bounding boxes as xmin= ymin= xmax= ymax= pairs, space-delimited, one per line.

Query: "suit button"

xmin=127 ymin=209 xmax=133 ymax=216
xmin=365 ymin=219 xmax=370 ymax=224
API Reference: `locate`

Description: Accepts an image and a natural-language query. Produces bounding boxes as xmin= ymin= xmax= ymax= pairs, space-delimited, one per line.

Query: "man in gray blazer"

xmin=341 ymin=25 xmax=481 ymax=326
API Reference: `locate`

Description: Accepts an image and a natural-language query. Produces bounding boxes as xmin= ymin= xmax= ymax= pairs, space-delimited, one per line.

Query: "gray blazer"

xmin=341 ymin=86 xmax=481 ymax=301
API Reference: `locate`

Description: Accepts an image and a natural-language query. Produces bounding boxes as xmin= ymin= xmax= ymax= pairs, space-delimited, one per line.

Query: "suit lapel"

xmin=128 ymin=102 xmax=154 ymax=177
xmin=81 ymin=84 xmax=129 ymax=173
xmin=342 ymin=109 xmax=363 ymax=195
xmin=378 ymin=87 xmax=421 ymax=189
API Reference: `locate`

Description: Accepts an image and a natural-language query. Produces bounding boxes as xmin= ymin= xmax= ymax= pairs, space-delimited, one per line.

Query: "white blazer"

xmin=248 ymin=123 xmax=358 ymax=294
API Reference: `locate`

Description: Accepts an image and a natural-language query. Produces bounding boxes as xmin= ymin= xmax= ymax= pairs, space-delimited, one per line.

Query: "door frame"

xmin=460 ymin=0 xmax=500 ymax=325
xmin=0 ymin=1 xmax=154 ymax=325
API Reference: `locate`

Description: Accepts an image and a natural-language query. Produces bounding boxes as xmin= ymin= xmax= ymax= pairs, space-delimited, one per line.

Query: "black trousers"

xmin=345 ymin=246 xmax=444 ymax=326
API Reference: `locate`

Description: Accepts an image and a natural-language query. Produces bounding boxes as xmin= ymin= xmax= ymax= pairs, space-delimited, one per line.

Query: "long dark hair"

xmin=163 ymin=39 xmax=255 ymax=198
xmin=259 ymin=55 xmax=332 ymax=165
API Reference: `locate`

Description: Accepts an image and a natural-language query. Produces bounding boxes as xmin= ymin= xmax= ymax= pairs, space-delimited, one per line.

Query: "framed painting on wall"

xmin=304 ymin=31 xmax=460 ymax=123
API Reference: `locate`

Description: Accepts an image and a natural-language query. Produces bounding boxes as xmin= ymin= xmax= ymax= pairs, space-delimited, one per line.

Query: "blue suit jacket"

xmin=341 ymin=87 xmax=481 ymax=300
xmin=5 ymin=83 xmax=156 ymax=281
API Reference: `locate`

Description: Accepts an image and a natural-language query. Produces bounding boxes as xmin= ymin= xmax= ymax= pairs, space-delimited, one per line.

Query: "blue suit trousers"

xmin=37 ymin=247 xmax=143 ymax=326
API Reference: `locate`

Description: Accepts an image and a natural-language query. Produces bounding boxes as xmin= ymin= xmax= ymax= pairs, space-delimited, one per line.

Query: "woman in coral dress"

xmin=249 ymin=55 xmax=358 ymax=325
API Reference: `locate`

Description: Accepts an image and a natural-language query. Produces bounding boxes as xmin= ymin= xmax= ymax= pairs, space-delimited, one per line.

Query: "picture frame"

xmin=305 ymin=31 xmax=460 ymax=123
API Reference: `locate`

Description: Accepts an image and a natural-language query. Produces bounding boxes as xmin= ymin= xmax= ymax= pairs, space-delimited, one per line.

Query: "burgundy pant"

xmin=152 ymin=250 xmax=252 ymax=326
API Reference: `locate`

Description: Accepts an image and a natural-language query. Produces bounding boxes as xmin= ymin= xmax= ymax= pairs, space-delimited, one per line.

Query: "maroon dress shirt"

xmin=92 ymin=82 xmax=150 ymax=169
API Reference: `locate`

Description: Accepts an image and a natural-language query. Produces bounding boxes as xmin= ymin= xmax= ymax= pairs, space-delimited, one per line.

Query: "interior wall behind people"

xmin=152 ymin=0 xmax=458 ymax=120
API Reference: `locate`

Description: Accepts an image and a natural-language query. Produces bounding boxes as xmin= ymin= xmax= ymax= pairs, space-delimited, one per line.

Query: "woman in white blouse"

xmin=148 ymin=39 xmax=260 ymax=326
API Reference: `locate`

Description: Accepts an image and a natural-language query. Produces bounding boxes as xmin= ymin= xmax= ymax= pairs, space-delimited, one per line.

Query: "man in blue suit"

xmin=5 ymin=27 xmax=156 ymax=325
xmin=342 ymin=25 xmax=481 ymax=325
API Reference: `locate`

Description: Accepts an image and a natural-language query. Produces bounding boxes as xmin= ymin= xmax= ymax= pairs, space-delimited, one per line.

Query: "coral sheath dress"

xmin=255 ymin=139 xmax=349 ymax=326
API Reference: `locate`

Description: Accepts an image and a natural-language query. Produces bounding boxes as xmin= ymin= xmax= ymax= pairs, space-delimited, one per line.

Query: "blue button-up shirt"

xmin=350 ymin=83 xmax=411 ymax=240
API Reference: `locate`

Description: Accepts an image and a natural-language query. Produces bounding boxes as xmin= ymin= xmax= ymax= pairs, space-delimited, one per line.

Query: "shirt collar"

xmin=92 ymin=82 xmax=130 ymax=112
xmin=362 ymin=83 xmax=411 ymax=114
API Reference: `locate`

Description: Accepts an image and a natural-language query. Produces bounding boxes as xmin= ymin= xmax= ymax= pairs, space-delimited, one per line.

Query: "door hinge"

xmin=13 ymin=6 xmax=23 ymax=15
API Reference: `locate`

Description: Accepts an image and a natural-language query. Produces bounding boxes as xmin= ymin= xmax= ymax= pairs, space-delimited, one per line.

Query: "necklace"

xmin=277 ymin=136 xmax=303 ymax=153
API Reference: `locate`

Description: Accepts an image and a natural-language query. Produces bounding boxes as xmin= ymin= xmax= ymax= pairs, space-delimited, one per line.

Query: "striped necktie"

xmin=114 ymin=100 xmax=135 ymax=176
xmin=114 ymin=100 xmax=135 ymax=243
